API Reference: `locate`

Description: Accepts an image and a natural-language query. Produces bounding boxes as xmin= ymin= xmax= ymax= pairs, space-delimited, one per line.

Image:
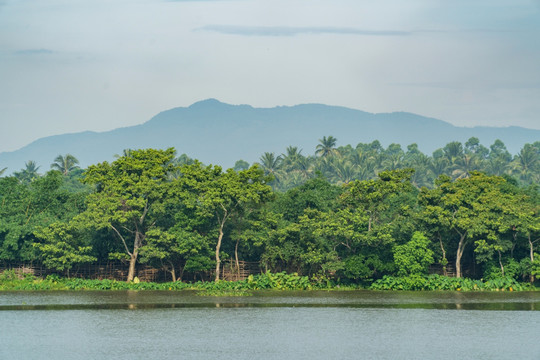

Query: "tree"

xmin=341 ymin=169 xmax=414 ymax=232
xmin=258 ymin=152 xmax=282 ymax=185
xmin=419 ymin=173 xmax=513 ymax=278
xmin=233 ymin=160 xmax=250 ymax=172
xmin=0 ymin=167 xmax=6 ymax=176
xmin=0 ymin=171 xmax=87 ymax=264
xmin=51 ymin=154 xmax=80 ymax=175
xmin=34 ymin=222 xmax=96 ymax=277
xmin=393 ymin=232 xmax=434 ymax=276
xmin=316 ymin=136 xmax=339 ymax=157
xmin=511 ymin=143 xmax=539 ymax=183
xmin=138 ymin=228 xmax=211 ymax=282
xmin=175 ymin=163 xmax=273 ymax=281
xmin=13 ymin=161 xmax=40 ymax=184
xmin=78 ymin=148 xmax=176 ymax=281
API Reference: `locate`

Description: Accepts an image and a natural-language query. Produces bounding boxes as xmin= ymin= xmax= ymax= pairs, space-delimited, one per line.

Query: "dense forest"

xmin=0 ymin=137 xmax=539 ymax=288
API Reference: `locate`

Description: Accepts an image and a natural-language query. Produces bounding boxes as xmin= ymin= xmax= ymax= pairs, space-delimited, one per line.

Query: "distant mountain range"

xmin=1 ymin=99 xmax=539 ymax=173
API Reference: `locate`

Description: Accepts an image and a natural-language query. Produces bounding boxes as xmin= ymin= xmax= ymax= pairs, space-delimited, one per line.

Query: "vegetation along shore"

xmin=1 ymin=137 xmax=538 ymax=291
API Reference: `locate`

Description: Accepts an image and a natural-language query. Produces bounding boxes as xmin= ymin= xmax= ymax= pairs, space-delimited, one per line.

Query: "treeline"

xmin=0 ymin=139 xmax=539 ymax=286
xmin=250 ymin=136 xmax=540 ymax=191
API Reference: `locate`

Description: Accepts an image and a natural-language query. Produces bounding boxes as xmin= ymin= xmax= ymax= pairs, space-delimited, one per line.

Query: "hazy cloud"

xmin=198 ymin=25 xmax=411 ymax=37
xmin=390 ymin=82 xmax=540 ymax=90
xmin=14 ymin=49 xmax=55 ymax=56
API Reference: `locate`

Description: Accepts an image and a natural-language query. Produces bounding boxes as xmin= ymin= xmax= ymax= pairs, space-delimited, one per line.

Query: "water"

xmin=1 ymin=290 xmax=539 ymax=360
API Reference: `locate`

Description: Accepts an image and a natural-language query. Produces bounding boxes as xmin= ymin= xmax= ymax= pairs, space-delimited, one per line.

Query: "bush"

xmin=369 ymin=274 xmax=530 ymax=291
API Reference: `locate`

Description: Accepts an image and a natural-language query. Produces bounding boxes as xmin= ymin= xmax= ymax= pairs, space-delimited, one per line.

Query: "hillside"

xmin=1 ymin=99 xmax=539 ymax=173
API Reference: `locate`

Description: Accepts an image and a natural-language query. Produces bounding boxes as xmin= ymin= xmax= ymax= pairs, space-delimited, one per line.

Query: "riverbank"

xmin=1 ymin=270 xmax=537 ymax=292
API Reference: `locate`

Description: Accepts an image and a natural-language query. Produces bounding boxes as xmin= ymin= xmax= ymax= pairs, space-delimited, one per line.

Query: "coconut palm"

xmin=315 ymin=136 xmax=339 ymax=157
xmin=428 ymin=157 xmax=450 ymax=179
xmin=451 ymin=154 xmax=481 ymax=180
xmin=442 ymin=141 xmax=464 ymax=165
xmin=51 ymin=154 xmax=80 ymax=175
xmin=382 ymin=152 xmax=404 ymax=171
xmin=259 ymin=152 xmax=282 ymax=181
xmin=281 ymin=146 xmax=304 ymax=171
xmin=14 ymin=160 xmax=40 ymax=184
xmin=510 ymin=143 xmax=539 ymax=183
xmin=331 ymin=159 xmax=357 ymax=185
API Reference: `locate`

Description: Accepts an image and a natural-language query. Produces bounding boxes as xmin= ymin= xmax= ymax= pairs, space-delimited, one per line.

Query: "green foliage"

xmin=34 ymin=222 xmax=96 ymax=273
xmin=244 ymin=272 xmax=312 ymax=290
xmin=393 ymin=232 xmax=434 ymax=276
xmin=370 ymin=274 xmax=530 ymax=291
xmin=1 ymin=141 xmax=538 ymax=291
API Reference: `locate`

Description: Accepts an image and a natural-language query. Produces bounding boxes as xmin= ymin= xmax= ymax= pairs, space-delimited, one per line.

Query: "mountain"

xmin=1 ymin=99 xmax=539 ymax=173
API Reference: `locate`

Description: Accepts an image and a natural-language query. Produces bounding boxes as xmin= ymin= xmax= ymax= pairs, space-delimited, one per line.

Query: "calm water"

xmin=1 ymin=290 xmax=539 ymax=360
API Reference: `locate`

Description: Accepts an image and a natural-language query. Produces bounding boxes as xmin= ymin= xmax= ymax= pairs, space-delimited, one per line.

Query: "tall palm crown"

xmin=14 ymin=160 xmax=40 ymax=184
xmin=51 ymin=154 xmax=80 ymax=175
xmin=259 ymin=152 xmax=282 ymax=177
xmin=315 ymin=136 xmax=339 ymax=157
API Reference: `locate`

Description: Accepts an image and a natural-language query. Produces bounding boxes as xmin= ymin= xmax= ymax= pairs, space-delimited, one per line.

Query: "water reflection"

xmin=0 ymin=290 xmax=539 ymax=311
xmin=1 ymin=291 xmax=540 ymax=360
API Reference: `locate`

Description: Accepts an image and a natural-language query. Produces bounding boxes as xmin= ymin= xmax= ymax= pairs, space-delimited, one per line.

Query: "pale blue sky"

xmin=1 ymin=0 xmax=539 ymax=152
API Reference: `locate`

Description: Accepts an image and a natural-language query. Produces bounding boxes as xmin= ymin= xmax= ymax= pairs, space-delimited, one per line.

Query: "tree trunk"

xmin=498 ymin=250 xmax=505 ymax=277
xmin=235 ymin=238 xmax=240 ymax=280
xmin=127 ymin=250 xmax=138 ymax=282
xmin=455 ymin=235 xmax=467 ymax=278
xmin=214 ymin=222 xmax=225 ymax=282
xmin=167 ymin=261 xmax=177 ymax=282
xmin=439 ymin=234 xmax=447 ymax=276
xmin=530 ymin=236 xmax=536 ymax=283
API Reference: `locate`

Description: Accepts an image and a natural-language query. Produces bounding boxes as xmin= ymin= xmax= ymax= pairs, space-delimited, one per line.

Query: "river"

xmin=1 ymin=290 xmax=539 ymax=359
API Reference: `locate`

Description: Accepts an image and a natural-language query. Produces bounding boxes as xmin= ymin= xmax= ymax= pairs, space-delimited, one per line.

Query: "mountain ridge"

xmin=1 ymin=99 xmax=538 ymax=173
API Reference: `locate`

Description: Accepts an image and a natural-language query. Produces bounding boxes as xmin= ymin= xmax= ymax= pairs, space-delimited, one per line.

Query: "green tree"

xmin=0 ymin=171 xmax=87 ymax=263
xmin=51 ymin=154 xmax=80 ymax=175
xmin=316 ymin=136 xmax=339 ymax=157
xmin=34 ymin=222 xmax=96 ymax=276
xmin=419 ymin=173 xmax=513 ymax=278
xmin=233 ymin=160 xmax=250 ymax=172
xmin=175 ymin=163 xmax=273 ymax=281
xmin=258 ymin=152 xmax=282 ymax=184
xmin=13 ymin=161 xmax=40 ymax=184
xmin=139 ymin=227 xmax=211 ymax=282
xmin=393 ymin=232 xmax=434 ymax=276
xmin=78 ymin=148 xmax=176 ymax=281
xmin=341 ymin=169 xmax=414 ymax=232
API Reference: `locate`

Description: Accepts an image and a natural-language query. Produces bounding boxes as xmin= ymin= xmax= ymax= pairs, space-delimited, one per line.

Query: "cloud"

xmin=198 ymin=25 xmax=411 ymax=37
xmin=14 ymin=49 xmax=55 ymax=56
xmin=389 ymin=82 xmax=540 ymax=90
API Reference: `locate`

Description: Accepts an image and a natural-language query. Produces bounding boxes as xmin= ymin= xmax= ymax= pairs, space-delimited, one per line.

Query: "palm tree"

xmin=381 ymin=152 xmax=404 ymax=171
xmin=442 ymin=141 xmax=464 ymax=166
xmin=281 ymin=146 xmax=303 ymax=171
xmin=0 ymin=167 xmax=6 ymax=176
xmin=428 ymin=157 xmax=450 ymax=179
xmin=510 ymin=144 xmax=539 ymax=183
xmin=51 ymin=154 xmax=80 ymax=175
xmin=14 ymin=161 xmax=40 ymax=184
xmin=451 ymin=154 xmax=481 ymax=180
xmin=315 ymin=136 xmax=339 ymax=157
xmin=485 ymin=157 xmax=509 ymax=176
xmin=332 ymin=159 xmax=357 ymax=185
xmin=259 ymin=152 xmax=282 ymax=182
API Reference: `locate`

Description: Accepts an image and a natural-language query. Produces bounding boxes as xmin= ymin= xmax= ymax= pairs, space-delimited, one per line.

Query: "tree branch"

xmin=111 ymin=225 xmax=132 ymax=256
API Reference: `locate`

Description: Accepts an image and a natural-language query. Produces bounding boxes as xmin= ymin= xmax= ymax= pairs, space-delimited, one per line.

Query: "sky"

xmin=1 ymin=0 xmax=539 ymax=153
